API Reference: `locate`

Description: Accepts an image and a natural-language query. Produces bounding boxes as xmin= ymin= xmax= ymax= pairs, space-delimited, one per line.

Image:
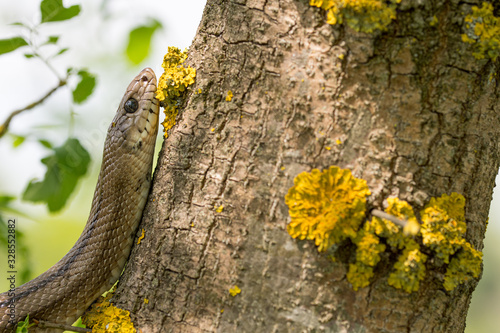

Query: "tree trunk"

xmin=113 ymin=0 xmax=500 ymax=332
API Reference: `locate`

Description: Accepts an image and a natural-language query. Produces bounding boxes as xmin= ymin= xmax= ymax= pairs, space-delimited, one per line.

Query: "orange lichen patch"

xmin=309 ymin=0 xmax=402 ymax=33
xmin=285 ymin=166 xmax=371 ymax=252
xmin=82 ymin=292 xmax=136 ymax=333
xmin=156 ymin=47 xmax=196 ymax=138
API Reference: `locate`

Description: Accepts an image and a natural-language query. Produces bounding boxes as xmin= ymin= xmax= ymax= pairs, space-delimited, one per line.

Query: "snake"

xmin=0 ymin=68 xmax=160 ymax=332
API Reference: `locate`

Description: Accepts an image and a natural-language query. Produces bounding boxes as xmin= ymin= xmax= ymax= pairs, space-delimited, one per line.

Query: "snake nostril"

xmin=141 ymin=75 xmax=148 ymax=82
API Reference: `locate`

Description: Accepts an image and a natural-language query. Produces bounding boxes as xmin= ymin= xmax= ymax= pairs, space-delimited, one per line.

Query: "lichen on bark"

xmin=111 ymin=0 xmax=500 ymax=332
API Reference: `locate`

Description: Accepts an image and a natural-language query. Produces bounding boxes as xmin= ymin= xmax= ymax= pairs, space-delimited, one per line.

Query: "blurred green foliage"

xmin=40 ymin=0 xmax=80 ymax=23
xmin=22 ymin=139 xmax=90 ymax=212
xmin=0 ymin=0 xmax=161 ymax=288
xmin=126 ymin=18 xmax=162 ymax=65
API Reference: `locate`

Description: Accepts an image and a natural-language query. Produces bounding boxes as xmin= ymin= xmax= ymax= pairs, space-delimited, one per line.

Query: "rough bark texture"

xmin=113 ymin=0 xmax=500 ymax=332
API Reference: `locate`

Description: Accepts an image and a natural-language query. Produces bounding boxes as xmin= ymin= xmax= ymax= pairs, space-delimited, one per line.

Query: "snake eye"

xmin=124 ymin=98 xmax=138 ymax=113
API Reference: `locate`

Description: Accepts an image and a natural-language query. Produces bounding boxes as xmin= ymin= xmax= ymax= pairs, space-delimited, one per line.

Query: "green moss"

xmin=462 ymin=2 xmax=500 ymax=61
xmin=309 ymin=0 xmax=402 ymax=33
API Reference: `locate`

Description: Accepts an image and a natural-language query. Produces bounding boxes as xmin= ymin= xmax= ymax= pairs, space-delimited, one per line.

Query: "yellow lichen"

xmin=387 ymin=244 xmax=427 ymax=293
xmin=309 ymin=0 xmax=402 ymax=33
xmin=82 ymin=292 xmax=136 ymax=333
xmin=429 ymin=15 xmax=438 ymax=27
xmin=137 ymin=228 xmax=145 ymax=245
xmin=346 ymin=262 xmax=374 ymax=291
xmin=156 ymin=47 xmax=196 ymax=137
xmin=229 ymin=285 xmax=241 ymax=296
xmin=225 ymin=90 xmax=233 ymax=101
xmin=420 ymin=193 xmax=467 ymax=264
xmin=369 ymin=198 xmax=418 ymax=250
xmin=420 ymin=193 xmax=482 ymax=290
xmin=462 ymin=2 xmax=500 ymax=61
xmin=215 ymin=204 xmax=224 ymax=213
xmin=353 ymin=226 xmax=385 ymax=267
xmin=285 ymin=166 xmax=371 ymax=252
xmin=285 ymin=166 xmax=482 ymax=293
xmin=349 ymin=198 xmax=421 ymax=290
xmin=443 ymin=242 xmax=482 ymax=291
xmin=347 ymin=225 xmax=385 ymax=290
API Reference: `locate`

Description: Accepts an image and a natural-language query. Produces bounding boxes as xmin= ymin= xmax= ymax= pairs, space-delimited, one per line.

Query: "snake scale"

xmin=0 ymin=68 xmax=160 ymax=332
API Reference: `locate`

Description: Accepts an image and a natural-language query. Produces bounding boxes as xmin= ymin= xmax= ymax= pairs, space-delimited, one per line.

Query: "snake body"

xmin=0 ymin=68 xmax=159 ymax=332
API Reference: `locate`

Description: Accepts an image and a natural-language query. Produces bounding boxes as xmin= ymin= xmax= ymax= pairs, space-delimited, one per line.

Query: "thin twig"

xmin=371 ymin=209 xmax=408 ymax=228
xmin=34 ymin=319 xmax=91 ymax=332
xmin=0 ymin=79 xmax=66 ymax=138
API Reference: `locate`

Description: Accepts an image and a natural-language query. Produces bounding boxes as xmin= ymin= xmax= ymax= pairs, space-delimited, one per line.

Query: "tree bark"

xmin=113 ymin=0 xmax=500 ymax=332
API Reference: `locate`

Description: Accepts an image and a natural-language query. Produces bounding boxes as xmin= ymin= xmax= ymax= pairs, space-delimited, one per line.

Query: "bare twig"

xmin=34 ymin=319 xmax=91 ymax=332
xmin=371 ymin=209 xmax=408 ymax=228
xmin=0 ymin=79 xmax=66 ymax=138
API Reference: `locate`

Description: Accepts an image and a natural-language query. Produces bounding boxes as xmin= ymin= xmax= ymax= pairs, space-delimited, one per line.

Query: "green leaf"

xmin=126 ymin=19 xmax=162 ymax=65
xmin=0 ymin=195 xmax=15 ymax=208
xmin=46 ymin=35 xmax=59 ymax=44
xmin=38 ymin=139 xmax=53 ymax=149
xmin=72 ymin=70 xmax=96 ymax=104
xmin=22 ymin=138 xmax=90 ymax=212
xmin=10 ymin=22 xmax=27 ymax=27
xmin=15 ymin=314 xmax=34 ymax=333
xmin=12 ymin=135 xmax=25 ymax=148
xmin=55 ymin=47 xmax=68 ymax=56
xmin=24 ymin=53 xmax=35 ymax=58
xmin=0 ymin=195 xmax=28 ymax=218
xmin=0 ymin=37 xmax=28 ymax=55
xmin=40 ymin=0 xmax=80 ymax=23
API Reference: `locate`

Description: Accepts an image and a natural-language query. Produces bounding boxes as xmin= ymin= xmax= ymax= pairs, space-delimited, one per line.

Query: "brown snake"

xmin=0 ymin=68 xmax=160 ymax=332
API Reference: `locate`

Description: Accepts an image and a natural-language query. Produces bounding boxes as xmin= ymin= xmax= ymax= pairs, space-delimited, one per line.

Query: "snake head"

xmin=108 ymin=68 xmax=160 ymax=153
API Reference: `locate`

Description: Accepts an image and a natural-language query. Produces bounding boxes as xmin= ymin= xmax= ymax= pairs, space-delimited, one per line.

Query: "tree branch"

xmin=371 ymin=209 xmax=408 ymax=228
xmin=0 ymin=79 xmax=67 ymax=139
